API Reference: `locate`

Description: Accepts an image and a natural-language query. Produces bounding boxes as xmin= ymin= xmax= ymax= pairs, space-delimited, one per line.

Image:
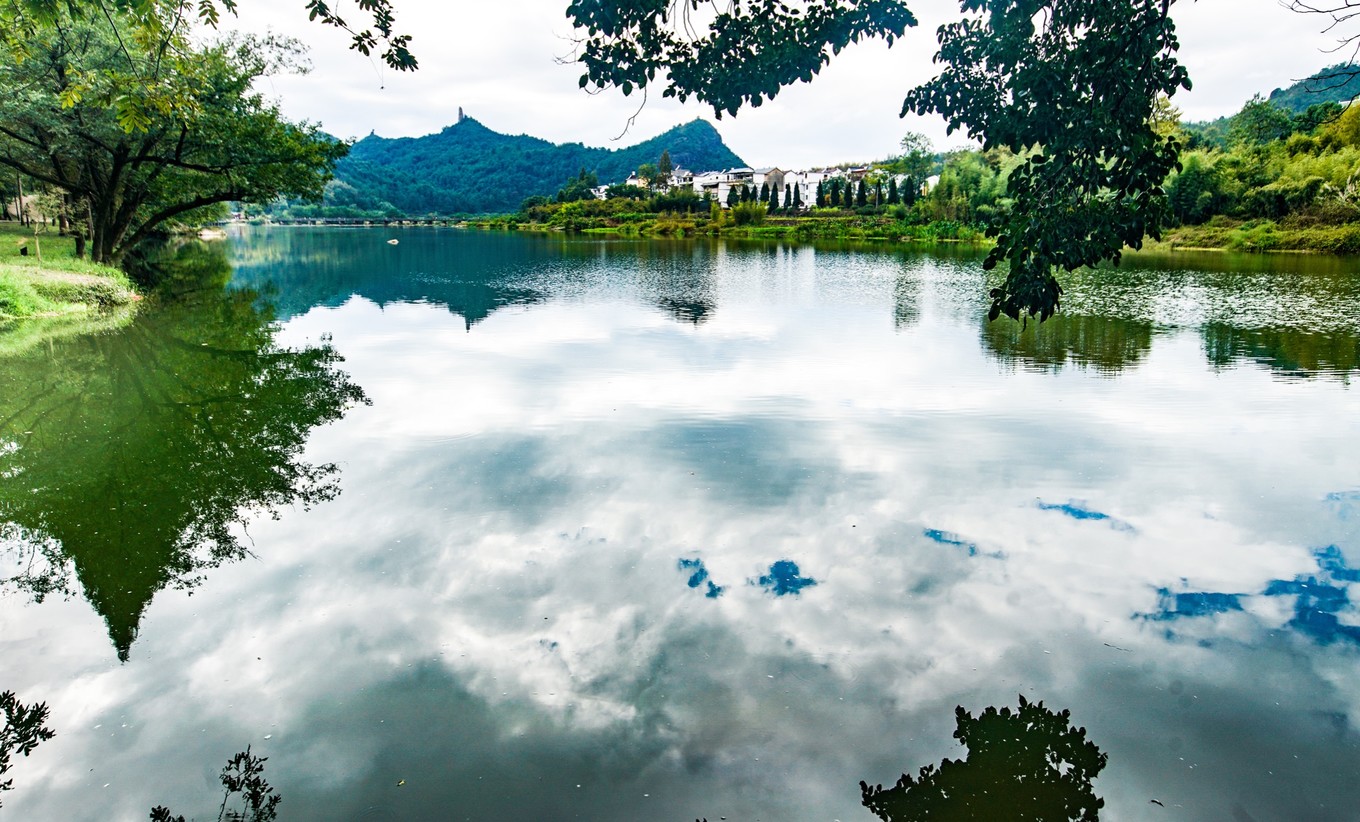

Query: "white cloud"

xmin=225 ymin=0 xmax=1350 ymax=169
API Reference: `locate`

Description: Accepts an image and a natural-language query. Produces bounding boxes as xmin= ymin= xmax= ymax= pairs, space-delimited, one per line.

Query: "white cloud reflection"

xmin=3 ymin=237 xmax=1360 ymax=819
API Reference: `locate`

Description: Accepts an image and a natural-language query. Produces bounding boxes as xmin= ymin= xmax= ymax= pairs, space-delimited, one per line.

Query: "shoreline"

xmin=0 ymin=224 xmax=142 ymax=353
xmin=236 ymin=217 xmax=1360 ymax=258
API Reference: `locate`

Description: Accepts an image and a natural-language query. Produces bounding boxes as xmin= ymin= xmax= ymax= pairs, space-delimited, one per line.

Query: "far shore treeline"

xmin=250 ymin=65 xmax=1360 ymax=256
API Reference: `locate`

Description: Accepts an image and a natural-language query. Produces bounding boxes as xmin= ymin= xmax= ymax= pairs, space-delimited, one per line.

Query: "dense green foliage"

xmin=0 ymin=11 xmax=345 ymax=262
xmin=906 ymin=0 xmax=1190 ymax=322
xmin=504 ymin=57 xmax=1360 ymax=260
xmin=1163 ymin=94 xmax=1360 ymax=248
xmin=556 ymin=168 xmax=601 ymax=203
xmin=823 ymin=68 xmax=1360 ymax=256
xmin=0 ymin=1 xmax=413 ymax=128
xmin=311 ymin=117 xmax=745 ymax=217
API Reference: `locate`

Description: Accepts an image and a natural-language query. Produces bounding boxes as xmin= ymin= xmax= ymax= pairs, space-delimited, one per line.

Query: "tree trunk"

xmin=90 ymin=204 xmax=133 ymax=265
xmin=73 ymin=201 xmax=90 ymax=260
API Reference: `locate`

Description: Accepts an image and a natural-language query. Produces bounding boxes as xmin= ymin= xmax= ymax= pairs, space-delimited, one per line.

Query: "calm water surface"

xmin=3 ymin=226 xmax=1360 ymax=820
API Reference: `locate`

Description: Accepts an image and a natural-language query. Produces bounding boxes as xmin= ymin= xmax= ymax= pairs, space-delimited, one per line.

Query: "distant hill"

xmin=1181 ymin=64 xmax=1359 ymax=149
xmin=325 ymin=117 xmax=746 ymax=215
xmin=1269 ymin=64 xmax=1360 ymax=113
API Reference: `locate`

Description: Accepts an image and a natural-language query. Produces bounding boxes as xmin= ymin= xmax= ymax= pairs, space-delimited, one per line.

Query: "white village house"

xmin=595 ymin=164 xmax=929 ymax=210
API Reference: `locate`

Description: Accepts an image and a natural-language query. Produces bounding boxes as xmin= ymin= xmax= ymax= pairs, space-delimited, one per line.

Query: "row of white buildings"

xmin=597 ymin=165 xmax=928 ymax=208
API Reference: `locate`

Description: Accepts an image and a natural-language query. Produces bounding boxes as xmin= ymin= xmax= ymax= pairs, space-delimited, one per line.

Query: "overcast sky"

xmin=230 ymin=0 xmax=1344 ymax=169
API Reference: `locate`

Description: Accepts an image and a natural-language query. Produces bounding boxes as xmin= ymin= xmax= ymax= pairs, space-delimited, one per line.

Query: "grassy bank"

xmin=0 ymin=222 xmax=139 ymax=320
xmin=1159 ymin=216 xmax=1360 ymax=254
xmin=475 ymin=207 xmax=990 ymax=246
xmin=482 ymin=205 xmax=1360 ymax=256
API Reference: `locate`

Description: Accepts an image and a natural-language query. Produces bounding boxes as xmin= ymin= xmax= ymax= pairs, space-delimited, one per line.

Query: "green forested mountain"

xmin=323 ymin=117 xmax=745 ymax=216
xmin=1269 ymin=64 xmax=1360 ymax=114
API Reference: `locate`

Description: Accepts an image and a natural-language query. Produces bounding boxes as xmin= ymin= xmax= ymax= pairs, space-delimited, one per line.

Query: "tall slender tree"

xmin=657 ymin=149 xmax=674 ymax=189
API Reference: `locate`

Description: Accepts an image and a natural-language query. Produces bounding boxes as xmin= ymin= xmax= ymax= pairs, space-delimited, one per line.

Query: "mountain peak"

xmin=337 ymin=117 xmax=746 ymax=214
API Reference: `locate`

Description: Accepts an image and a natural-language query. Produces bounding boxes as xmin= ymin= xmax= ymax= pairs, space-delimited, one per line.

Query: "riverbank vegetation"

xmin=1154 ymin=95 xmax=1360 ymax=253
xmin=0 ymin=224 xmax=137 ymax=323
xmin=496 ymin=81 xmax=1360 ymax=258
xmin=495 ymin=189 xmax=986 ymax=245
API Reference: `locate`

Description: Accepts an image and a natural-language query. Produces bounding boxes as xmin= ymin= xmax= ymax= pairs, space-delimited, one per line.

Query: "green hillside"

xmin=324 ymin=117 xmax=746 ymax=216
xmin=1183 ymin=64 xmax=1357 ymax=150
xmin=1269 ymin=63 xmax=1360 ymax=113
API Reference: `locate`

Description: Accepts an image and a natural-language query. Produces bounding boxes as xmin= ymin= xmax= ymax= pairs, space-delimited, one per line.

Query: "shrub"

xmin=730 ymin=202 xmax=767 ymax=226
xmin=650 ymin=190 xmax=703 ymax=213
xmin=1227 ymin=221 xmax=1281 ymax=252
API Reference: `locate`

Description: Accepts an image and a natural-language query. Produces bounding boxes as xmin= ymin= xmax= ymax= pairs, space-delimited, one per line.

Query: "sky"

xmin=228 ymin=0 xmax=1345 ymax=169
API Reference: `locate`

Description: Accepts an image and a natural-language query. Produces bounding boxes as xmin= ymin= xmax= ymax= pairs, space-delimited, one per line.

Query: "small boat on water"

xmin=387 ymin=239 xmax=400 ymax=245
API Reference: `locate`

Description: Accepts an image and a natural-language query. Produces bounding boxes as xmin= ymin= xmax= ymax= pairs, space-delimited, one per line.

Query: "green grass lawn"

xmin=0 ymin=221 xmax=139 ymax=320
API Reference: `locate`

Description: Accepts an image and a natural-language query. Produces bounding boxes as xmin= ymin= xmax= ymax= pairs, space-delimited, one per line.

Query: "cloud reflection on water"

xmin=3 ymin=230 xmax=1360 ymax=820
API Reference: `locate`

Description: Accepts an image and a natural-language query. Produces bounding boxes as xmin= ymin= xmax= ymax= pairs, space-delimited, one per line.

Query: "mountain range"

xmin=315 ymin=67 xmax=1353 ymax=219
xmin=323 ymin=117 xmax=746 ymax=216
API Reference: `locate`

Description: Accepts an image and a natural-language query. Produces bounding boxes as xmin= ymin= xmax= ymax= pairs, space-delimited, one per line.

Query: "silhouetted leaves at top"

xmin=0 ymin=243 xmax=368 ymax=661
xmin=861 ymin=696 xmax=1107 ymax=822
xmin=568 ymin=0 xmax=917 ymax=118
xmin=0 ymin=690 xmax=54 ymax=808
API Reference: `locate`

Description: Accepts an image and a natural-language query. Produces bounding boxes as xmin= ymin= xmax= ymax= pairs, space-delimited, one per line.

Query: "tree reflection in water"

xmin=151 ymin=746 xmax=281 ymax=822
xmin=0 ymin=690 xmax=54 ymax=808
xmin=860 ymin=696 xmax=1106 ymax=822
xmin=0 ymin=242 xmax=368 ymax=661
xmin=979 ymin=313 xmax=1155 ymax=376
xmin=1202 ymin=322 xmax=1360 ymax=381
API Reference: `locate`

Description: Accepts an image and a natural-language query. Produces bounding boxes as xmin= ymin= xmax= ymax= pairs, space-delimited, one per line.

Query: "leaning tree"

xmin=0 ymin=14 xmax=345 ymax=264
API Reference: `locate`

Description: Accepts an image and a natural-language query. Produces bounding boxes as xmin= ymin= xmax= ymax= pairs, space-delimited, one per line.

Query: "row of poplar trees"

xmin=721 ymin=177 xmax=918 ymax=212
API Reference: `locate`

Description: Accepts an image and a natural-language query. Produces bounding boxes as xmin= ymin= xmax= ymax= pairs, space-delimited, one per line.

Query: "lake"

xmin=2 ymin=226 xmax=1359 ymax=820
